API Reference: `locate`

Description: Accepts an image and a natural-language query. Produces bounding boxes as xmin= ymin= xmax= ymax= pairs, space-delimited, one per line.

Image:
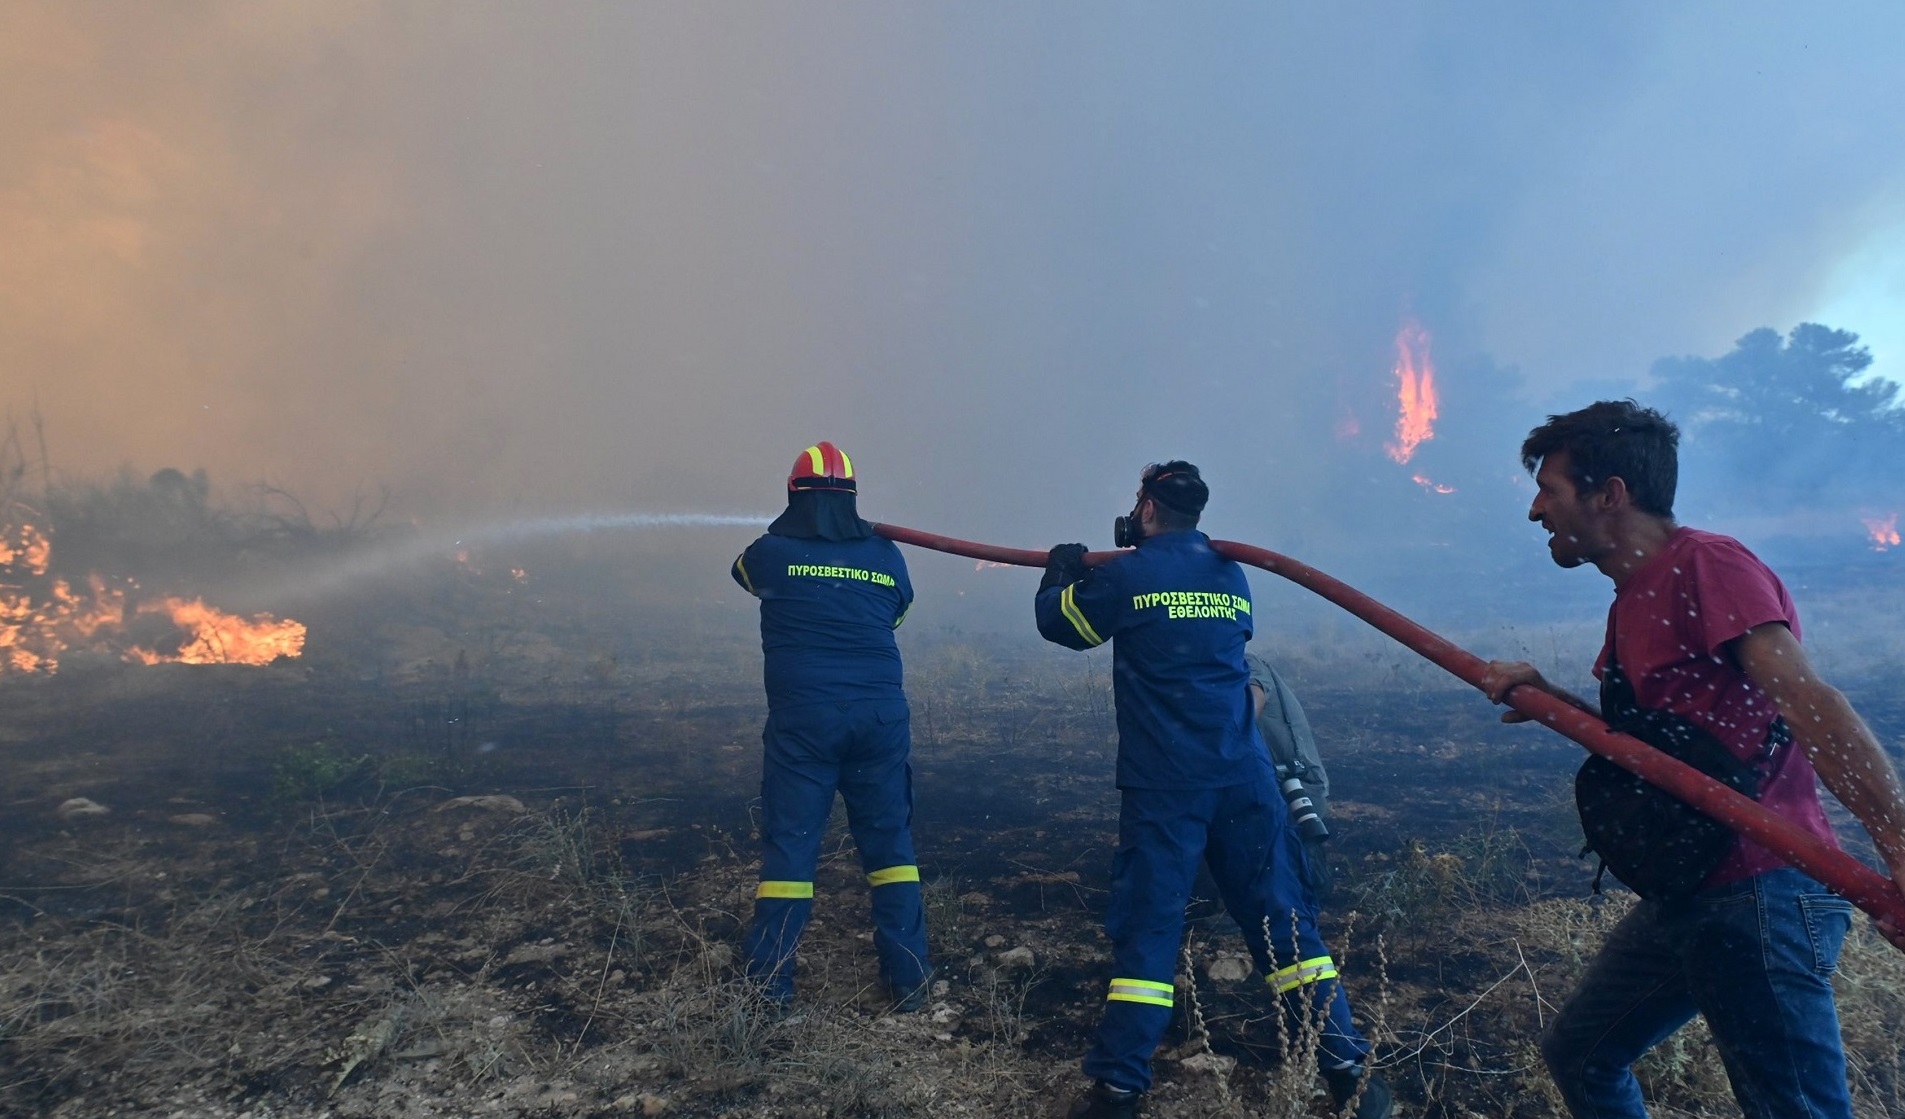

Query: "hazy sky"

xmin=5 ymin=2 xmax=1904 ymax=554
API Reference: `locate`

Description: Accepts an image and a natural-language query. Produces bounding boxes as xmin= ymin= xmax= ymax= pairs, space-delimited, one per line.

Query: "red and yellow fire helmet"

xmin=787 ymin=441 xmax=857 ymax=493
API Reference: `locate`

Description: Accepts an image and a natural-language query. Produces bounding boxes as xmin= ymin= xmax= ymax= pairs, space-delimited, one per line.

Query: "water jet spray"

xmin=244 ymin=512 xmax=776 ymax=606
xmin=870 ymin=522 xmax=1905 ymax=928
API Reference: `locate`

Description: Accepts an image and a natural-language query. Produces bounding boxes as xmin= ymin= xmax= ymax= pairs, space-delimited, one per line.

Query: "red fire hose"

xmin=871 ymin=522 xmax=1905 ymax=927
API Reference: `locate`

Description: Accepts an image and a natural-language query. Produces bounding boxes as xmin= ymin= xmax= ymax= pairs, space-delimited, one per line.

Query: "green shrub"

xmin=271 ymin=742 xmax=373 ymax=803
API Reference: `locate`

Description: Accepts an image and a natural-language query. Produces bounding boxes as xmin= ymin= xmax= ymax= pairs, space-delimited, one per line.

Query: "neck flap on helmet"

xmin=768 ymin=490 xmax=874 ymax=541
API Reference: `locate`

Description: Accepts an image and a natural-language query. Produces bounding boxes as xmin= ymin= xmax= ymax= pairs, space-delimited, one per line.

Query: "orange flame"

xmin=3 ymin=575 xmax=130 ymax=673
xmin=1385 ymin=319 xmax=1438 ymax=465
xmin=1 ymin=521 xmax=304 ymax=675
xmin=130 ymin=597 xmax=307 ymax=665
xmin=0 ymin=524 xmax=53 ymax=574
xmin=1865 ymin=513 xmax=1901 ymax=552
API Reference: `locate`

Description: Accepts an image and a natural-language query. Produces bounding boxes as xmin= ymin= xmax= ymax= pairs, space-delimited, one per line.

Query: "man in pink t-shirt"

xmin=1481 ymin=400 xmax=1905 ymax=1119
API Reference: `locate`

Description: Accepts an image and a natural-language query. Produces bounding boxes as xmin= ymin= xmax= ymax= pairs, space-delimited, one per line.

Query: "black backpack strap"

xmin=1601 ymin=634 xmax=1783 ymax=785
xmin=1579 ymin=619 xmax=1784 ymax=900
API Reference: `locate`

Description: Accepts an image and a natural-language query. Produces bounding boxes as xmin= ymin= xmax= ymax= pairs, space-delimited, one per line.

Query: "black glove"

xmin=1040 ymin=543 xmax=1089 ymax=591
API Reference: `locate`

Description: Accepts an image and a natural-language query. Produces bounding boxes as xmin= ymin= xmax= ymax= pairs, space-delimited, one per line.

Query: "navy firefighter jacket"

xmin=1036 ymin=530 xmax=1269 ymax=789
xmin=732 ymin=533 xmax=913 ymax=710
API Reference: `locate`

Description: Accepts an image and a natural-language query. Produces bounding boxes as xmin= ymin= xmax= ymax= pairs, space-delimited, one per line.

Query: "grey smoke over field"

xmin=5 ymin=2 xmax=1904 ymax=584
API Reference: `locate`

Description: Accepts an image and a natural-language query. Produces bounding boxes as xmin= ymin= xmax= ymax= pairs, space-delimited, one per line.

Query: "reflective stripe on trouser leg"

xmin=744 ymin=707 xmax=841 ymax=999
xmin=1270 ymin=954 xmax=1363 ymax=1069
xmin=866 ymin=865 xmax=919 ymax=887
xmin=758 ymin=880 xmax=815 ymax=899
xmin=1107 ymin=978 xmax=1175 ymax=1007
xmin=1084 ymin=786 xmax=1208 ymax=1094
xmin=1203 ymin=773 xmax=1369 ymax=1069
xmin=1270 ymin=955 xmax=1339 ymax=993
xmin=838 ymin=702 xmax=932 ymax=990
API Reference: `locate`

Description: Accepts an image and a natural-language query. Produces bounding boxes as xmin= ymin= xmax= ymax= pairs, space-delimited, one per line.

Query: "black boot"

xmin=889 ymin=967 xmax=937 ymax=1013
xmin=1322 ymin=1063 xmax=1394 ymax=1119
xmin=1065 ymin=1080 xmax=1142 ymax=1119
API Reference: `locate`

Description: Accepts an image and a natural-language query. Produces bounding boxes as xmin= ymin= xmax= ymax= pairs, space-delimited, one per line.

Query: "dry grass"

xmin=0 ymin=789 xmax=1063 ymax=1118
xmin=12 ymin=749 xmax=1905 ymax=1118
xmin=1835 ymin=923 xmax=1905 ymax=1118
xmin=3 ymin=547 xmax=1901 ymax=1117
xmin=1369 ymin=891 xmax=1905 ymax=1119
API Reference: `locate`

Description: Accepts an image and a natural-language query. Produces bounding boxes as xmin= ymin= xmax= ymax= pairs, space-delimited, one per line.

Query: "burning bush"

xmin=1 ymin=462 xmax=308 ymax=674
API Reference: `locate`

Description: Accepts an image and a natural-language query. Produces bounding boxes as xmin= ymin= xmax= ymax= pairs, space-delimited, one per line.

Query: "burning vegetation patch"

xmin=1385 ymin=318 xmax=1439 ymax=467
xmin=1865 ymin=512 xmax=1901 ymax=552
xmin=1 ymin=517 xmax=304 ymax=674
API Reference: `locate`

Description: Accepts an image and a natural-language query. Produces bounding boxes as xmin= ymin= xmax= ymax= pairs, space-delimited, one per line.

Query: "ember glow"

xmin=1865 ymin=513 xmax=1901 ymax=551
xmin=1384 ymin=319 xmax=1439 ymax=465
xmin=0 ymin=522 xmax=304 ymax=675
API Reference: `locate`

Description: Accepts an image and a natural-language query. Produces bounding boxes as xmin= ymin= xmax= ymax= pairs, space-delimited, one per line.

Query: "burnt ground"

xmin=3 ymin=560 xmax=1904 ymax=1119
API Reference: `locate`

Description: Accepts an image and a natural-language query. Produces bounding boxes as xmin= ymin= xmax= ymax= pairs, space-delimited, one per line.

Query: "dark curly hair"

xmin=1519 ymin=400 xmax=1678 ymax=518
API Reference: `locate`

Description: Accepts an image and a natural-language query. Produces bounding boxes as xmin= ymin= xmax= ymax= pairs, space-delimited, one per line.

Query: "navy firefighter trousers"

xmin=1088 ymin=767 xmax=1370 ymax=1092
xmin=743 ymin=697 xmax=930 ymax=1000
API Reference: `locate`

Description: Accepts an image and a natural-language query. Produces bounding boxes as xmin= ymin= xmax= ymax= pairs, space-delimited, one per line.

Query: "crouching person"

xmin=731 ymin=442 xmax=933 ymax=1012
xmin=1037 ymin=461 xmax=1392 ymax=1119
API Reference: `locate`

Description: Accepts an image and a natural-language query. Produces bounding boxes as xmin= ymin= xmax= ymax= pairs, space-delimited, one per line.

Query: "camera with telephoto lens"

xmin=1278 ymin=771 xmax=1329 ymax=841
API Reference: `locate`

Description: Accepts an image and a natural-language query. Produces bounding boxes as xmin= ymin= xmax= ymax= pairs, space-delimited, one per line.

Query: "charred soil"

xmin=4 ymin=571 xmax=1904 ymax=1119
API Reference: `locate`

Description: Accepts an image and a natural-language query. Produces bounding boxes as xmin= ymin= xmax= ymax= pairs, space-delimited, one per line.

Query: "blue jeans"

xmin=1541 ymin=868 xmax=1856 ymax=1118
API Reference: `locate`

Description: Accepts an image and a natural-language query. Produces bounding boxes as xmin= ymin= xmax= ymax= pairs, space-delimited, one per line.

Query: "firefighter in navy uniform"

xmin=731 ymin=441 xmax=933 ymax=1011
xmin=1036 ymin=461 xmax=1392 ymax=1119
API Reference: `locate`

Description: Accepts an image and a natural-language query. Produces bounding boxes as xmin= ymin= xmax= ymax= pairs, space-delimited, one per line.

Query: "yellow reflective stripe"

xmin=893 ymin=604 xmax=910 ymax=629
xmin=837 ymin=448 xmax=853 ymax=478
xmin=734 ymin=556 xmax=756 ymax=594
xmin=1106 ymin=977 xmax=1174 ymax=1006
xmin=1060 ymin=584 xmax=1105 ymax=646
xmin=1269 ymin=956 xmax=1338 ymax=993
xmin=756 ymin=881 xmax=814 ymax=899
xmin=867 ymin=865 xmax=920 ymax=887
xmin=806 ymin=446 xmax=826 ymax=475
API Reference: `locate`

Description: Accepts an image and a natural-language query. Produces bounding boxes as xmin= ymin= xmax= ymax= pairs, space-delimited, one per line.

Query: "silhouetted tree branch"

xmin=1652 ymin=324 xmax=1904 ymax=511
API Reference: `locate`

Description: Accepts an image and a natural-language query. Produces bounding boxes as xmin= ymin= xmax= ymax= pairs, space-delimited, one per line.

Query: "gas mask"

xmin=1117 ymin=462 xmax=1185 ymax=548
xmin=1116 ymin=462 xmax=1203 ymax=548
xmin=1113 ymin=499 xmax=1145 ymax=549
